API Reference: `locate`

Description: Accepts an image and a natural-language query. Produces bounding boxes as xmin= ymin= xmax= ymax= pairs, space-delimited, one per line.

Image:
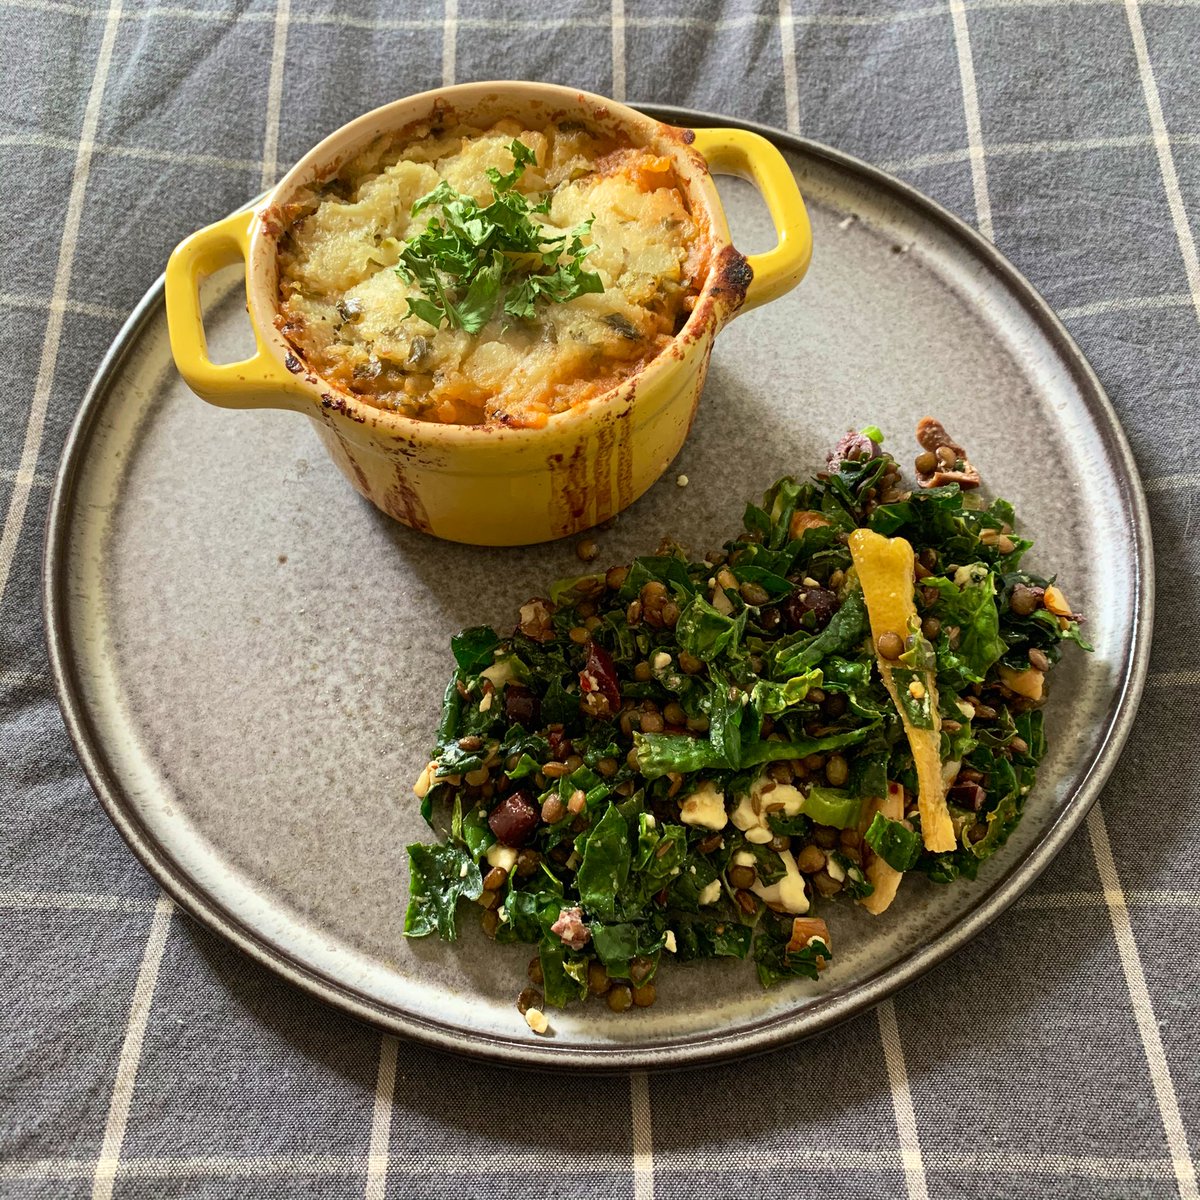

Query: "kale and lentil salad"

xmin=404 ymin=420 xmax=1089 ymax=1032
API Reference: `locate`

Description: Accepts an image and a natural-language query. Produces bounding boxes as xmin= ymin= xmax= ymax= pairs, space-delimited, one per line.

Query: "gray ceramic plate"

xmin=44 ymin=109 xmax=1152 ymax=1071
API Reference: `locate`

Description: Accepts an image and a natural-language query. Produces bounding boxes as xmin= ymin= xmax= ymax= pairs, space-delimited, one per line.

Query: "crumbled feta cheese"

xmin=486 ymin=844 xmax=518 ymax=873
xmin=664 ymin=930 xmax=677 ymax=953
xmin=954 ymin=563 xmax=989 ymax=588
xmin=479 ymin=690 xmax=493 ymax=712
xmin=731 ymin=775 xmax=805 ymax=843
xmin=765 ymin=782 xmax=806 ymax=817
xmin=733 ymin=850 xmax=756 ymax=868
xmin=775 ymin=871 xmax=810 ymax=914
xmin=525 ymin=1007 xmax=549 ymax=1034
xmin=698 ymin=879 xmax=722 ymax=905
xmin=459 ymin=862 xmax=470 ymax=878
xmin=676 ymin=474 xmax=689 ymax=487
xmin=751 ymin=848 xmax=810 ymax=914
xmin=652 ymin=651 xmax=672 ymax=672
xmin=679 ymin=780 xmax=728 ymax=830
xmin=825 ymin=854 xmax=846 ymax=883
xmin=731 ymin=791 xmax=759 ymax=833
xmin=644 ymin=814 xmax=656 ymax=828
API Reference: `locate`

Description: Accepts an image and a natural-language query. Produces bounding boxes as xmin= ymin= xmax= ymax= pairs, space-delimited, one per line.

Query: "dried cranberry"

xmin=488 ymin=791 xmax=539 ymax=846
xmin=504 ymin=684 xmax=540 ymax=729
xmin=579 ymin=642 xmax=621 ymax=714
xmin=948 ymin=780 xmax=987 ymax=812
xmin=782 ymin=585 xmax=839 ymax=632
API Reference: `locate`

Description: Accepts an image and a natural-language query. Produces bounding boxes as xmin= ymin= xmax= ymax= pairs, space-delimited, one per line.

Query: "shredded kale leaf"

xmin=864 ymin=812 xmax=923 ymax=872
xmin=403 ymin=844 xmax=482 ymax=940
xmin=575 ymin=802 xmax=632 ymax=921
xmin=754 ymin=914 xmax=831 ymax=987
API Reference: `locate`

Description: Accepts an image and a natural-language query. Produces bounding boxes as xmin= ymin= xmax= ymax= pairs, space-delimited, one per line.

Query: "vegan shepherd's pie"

xmin=275 ymin=118 xmax=710 ymax=428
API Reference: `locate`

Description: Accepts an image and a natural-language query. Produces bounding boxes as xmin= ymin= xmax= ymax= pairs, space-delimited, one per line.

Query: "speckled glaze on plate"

xmin=44 ymin=109 xmax=1152 ymax=1071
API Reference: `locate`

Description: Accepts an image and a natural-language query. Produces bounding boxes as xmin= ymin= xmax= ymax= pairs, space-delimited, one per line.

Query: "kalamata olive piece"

xmin=488 ymin=791 xmax=539 ymax=846
xmin=782 ymin=585 xmax=839 ymax=632
xmin=826 ymin=430 xmax=881 ymax=468
xmin=504 ymin=684 xmax=540 ymax=729
xmin=580 ymin=642 xmax=621 ymax=713
xmin=948 ymin=780 xmax=987 ymax=812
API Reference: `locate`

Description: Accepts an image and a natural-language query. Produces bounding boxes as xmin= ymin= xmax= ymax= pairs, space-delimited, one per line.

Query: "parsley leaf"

xmin=394 ymin=139 xmax=603 ymax=332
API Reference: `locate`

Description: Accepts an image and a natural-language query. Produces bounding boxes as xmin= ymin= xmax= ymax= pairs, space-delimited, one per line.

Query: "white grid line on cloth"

xmin=0 ymin=129 xmax=266 ymax=172
xmin=971 ymin=0 xmax=1200 ymax=7
xmin=1149 ymin=667 xmax=1200 ymax=684
xmin=0 ymin=0 xmax=121 ymax=609
xmin=3 ymin=1148 xmax=1193 ymax=1182
xmin=989 ymin=0 xmax=1200 ymax=6
xmin=1142 ymin=470 xmax=1197 ymax=493
xmin=877 ymin=998 xmax=931 ymax=1200
xmin=260 ymin=0 xmax=289 ymax=192
xmin=1017 ymin=889 xmax=1200 ymax=910
xmin=6 ymin=0 xmax=1200 ymax=27
xmin=442 ymin=0 xmax=457 ymax=87
xmin=1086 ymin=804 xmax=1199 ymax=1200
xmin=879 ymin=131 xmax=1200 ymax=173
xmin=21 ymin=125 xmax=1200 ymax=187
xmin=0 ymin=468 xmax=53 ymax=489
xmin=0 ymin=891 xmax=158 ymax=912
xmin=922 ymin=1152 xmax=1181 ymax=1180
xmin=1057 ymin=290 xmax=1197 ymax=319
xmin=948 ymin=0 xmax=995 ymax=241
xmin=630 ymin=1071 xmax=654 ymax=1200
xmin=91 ymin=892 xmax=174 ymax=1200
xmin=1125 ymin=0 xmax=1200 ymax=329
xmin=364 ymin=1034 xmax=397 ymax=1200
xmin=1148 ymin=669 xmax=1200 ymax=686
xmin=778 ymin=0 xmax=800 ymax=133
xmin=0 ymin=288 xmax=125 ymax=322
xmin=621 ymin=8 xmax=943 ymax=28
xmin=611 ymin=0 xmax=627 ymax=102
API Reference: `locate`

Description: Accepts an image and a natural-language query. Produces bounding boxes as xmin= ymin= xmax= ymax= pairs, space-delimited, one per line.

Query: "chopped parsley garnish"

xmin=393 ymin=139 xmax=604 ymax=334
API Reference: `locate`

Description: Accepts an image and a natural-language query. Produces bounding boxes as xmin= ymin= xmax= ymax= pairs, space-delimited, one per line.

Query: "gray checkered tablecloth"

xmin=2 ymin=0 xmax=1198 ymax=1197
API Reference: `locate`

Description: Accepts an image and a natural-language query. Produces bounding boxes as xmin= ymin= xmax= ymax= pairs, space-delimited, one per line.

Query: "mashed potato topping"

xmin=275 ymin=119 xmax=709 ymax=427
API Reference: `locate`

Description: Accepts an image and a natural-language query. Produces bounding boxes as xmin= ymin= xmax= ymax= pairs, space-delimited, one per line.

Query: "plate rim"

xmin=42 ymin=105 xmax=1155 ymax=1072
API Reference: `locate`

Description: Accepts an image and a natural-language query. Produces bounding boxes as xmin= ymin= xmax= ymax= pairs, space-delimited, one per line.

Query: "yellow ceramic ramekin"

xmin=165 ymin=82 xmax=812 ymax=546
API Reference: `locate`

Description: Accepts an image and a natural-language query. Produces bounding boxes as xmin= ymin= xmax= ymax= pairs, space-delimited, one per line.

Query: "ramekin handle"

xmin=691 ymin=126 xmax=813 ymax=315
xmin=165 ymin=209 xmax=308 ymax=411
